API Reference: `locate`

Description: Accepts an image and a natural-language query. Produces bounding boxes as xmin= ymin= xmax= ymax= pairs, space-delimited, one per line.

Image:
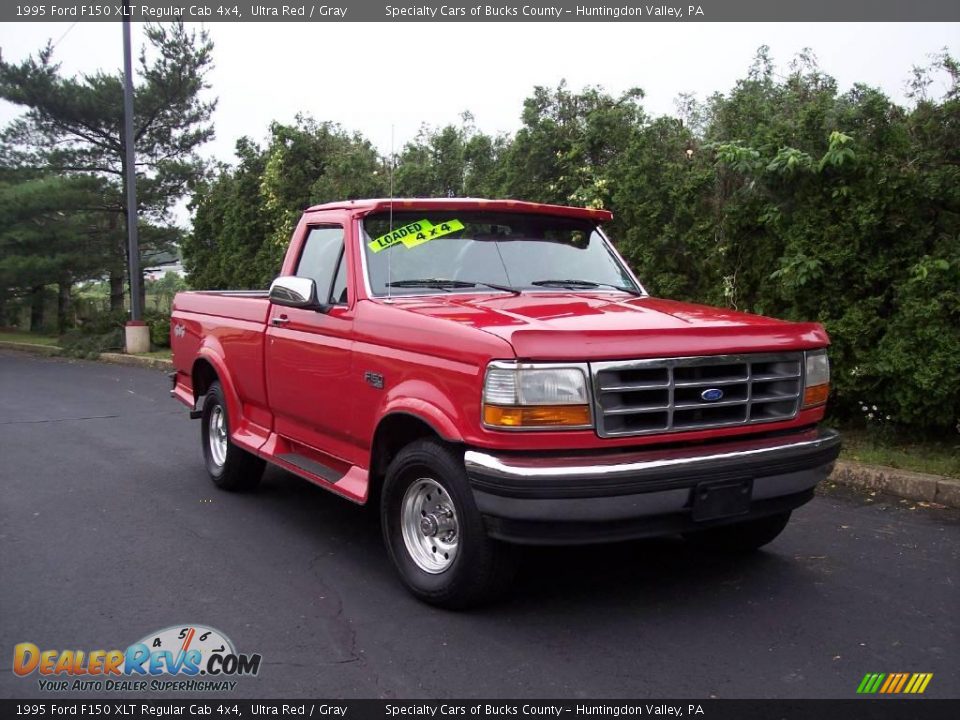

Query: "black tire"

xmin=381 ymin=439 xmax=517 ymax=609
xmin=683 ymin=511 xmax=792 ymax=553
xmin=200 ymin=381 xmax=265 ymax=492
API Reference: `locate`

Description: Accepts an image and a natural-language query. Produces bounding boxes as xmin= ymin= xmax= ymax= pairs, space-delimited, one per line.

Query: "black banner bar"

xmin=1 ymin=700 xmax=959 ymax=720
xmin=3 ymin=0 xmax=960 ymax=23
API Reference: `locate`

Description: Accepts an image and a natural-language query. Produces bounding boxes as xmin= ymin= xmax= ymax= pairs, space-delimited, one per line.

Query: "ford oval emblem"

xmin=701 ymin=388 xmax=724 ymax=402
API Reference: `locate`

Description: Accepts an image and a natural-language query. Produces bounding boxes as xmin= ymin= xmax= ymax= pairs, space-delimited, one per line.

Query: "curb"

xmin=828 ymin=460 xmax=960 ymax=509
xmin=98 ymin=352 xmax=174 ymax=371
xmin=0 ymin=340 xmax=63 ymax=356
xmin=0 ymin=339 xmax=173 ymax=370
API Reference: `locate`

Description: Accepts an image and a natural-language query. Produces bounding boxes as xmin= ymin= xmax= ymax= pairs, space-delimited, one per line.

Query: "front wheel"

xmin=381 ymin=439 xmax=517 ymax=609
xmin=201 ymin=381 xmax=265 ymax=491
xmin=683 ymin=511 xmax=792 ymax=553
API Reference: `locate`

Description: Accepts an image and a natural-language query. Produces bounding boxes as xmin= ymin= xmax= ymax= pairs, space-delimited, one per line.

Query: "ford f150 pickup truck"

xmin=171 ymin=198 xmax=840 ymax=607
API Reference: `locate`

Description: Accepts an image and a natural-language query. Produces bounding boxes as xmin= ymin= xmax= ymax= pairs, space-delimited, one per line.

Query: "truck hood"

xmin=391 ymin=293 xmax=828 ymax=360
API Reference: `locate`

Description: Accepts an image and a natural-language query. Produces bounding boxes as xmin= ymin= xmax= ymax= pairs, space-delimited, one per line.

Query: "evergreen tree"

xmin=0 ymin=22 xmax=216 ymax=310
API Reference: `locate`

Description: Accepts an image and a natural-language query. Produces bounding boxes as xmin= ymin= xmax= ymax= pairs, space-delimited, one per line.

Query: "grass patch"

xmin=138 ymin=349 xmax=172 ymax=360
xmin=0 ymin=330 xmax=61 ymax=346
xmin=839 ymin=428 xmax=960 ymax=479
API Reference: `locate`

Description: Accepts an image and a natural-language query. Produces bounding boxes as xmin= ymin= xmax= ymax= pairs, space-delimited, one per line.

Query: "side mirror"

xmin=268 ymin=276 xmax=330 ymax=312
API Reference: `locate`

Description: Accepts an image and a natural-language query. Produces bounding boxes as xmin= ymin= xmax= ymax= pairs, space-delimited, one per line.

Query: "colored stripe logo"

xmin=857 ymin=672 xmax=933 ymax=694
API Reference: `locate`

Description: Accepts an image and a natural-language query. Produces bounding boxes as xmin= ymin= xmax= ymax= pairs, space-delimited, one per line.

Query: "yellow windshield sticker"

xmin=368 ymin=220 xmax=428 ymax=253
xmin=402 ymin=219 xmax=464 ymax=248
xmin=368 ymin=219 xmax=464 ymax=253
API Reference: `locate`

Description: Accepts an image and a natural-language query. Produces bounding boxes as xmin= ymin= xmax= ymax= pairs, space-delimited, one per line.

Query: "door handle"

xmin=271 ymin=315 xmax=290 ymax=326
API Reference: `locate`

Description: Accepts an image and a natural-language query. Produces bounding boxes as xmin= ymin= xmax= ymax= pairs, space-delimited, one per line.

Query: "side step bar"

xmin=277 ymin=453 xmax=345 ymax=484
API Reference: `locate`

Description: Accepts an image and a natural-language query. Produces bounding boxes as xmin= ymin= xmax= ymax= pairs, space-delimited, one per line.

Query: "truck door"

xmin=265 ymin=224 xmax=356 ymax=461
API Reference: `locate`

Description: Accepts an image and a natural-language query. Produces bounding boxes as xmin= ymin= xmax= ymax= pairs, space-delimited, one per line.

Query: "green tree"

xmin=394 ymin=113 xmax=507 ymax=198
xmin=501 ymin=81 xmax=645 ymax=209
xmin=183 ymin=137 xmax=271 ymax=290
xmin=180 ymin=50 xmax=960 ymax=434
xmin=609 ymin=115 xmax=715 ymax=301
xmin=0 ymin=172 xmax=117 ymax=331
xmin=0 ymin=22 xmax=216 ymax=311
xmin=693 ymin=49 xmax=960 ymax=430
xmin=184 ymin=117 xmax=386 ymax=289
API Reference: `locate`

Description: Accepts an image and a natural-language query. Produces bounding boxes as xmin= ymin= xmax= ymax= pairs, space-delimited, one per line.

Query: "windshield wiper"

xmin=531 ymin=279 xmax=642 ymax=296
xmin=386 ymin=279 xmax=467 ymax=291
xmin=386 ymin=278 xmax=521 ymax=295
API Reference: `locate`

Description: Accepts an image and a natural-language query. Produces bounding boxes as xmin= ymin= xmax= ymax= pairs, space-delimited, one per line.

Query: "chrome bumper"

xmin=464 ymin=427 xmax=841 ymax=544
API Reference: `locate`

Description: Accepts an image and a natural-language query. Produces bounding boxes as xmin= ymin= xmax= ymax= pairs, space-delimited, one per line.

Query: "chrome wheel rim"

xmin=208 ymin=405 xmax=228 ymax=468
xmin=400 ymin=478 xmax=460 ymax=574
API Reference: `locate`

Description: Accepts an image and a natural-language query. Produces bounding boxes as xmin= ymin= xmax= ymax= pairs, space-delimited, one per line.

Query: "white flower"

xmin=886 ymin=415 xmax=891 ymax=421
xmin=868 ymin=413 xmax=875 ymax=419
xmin=872 ymin=405 xmax=878 ymax=411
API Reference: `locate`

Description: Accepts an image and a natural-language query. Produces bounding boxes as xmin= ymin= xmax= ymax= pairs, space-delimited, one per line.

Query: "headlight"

xmin=802 ymin=349 xmax=830 ymax=408
xmin=482 ymin=362 xmax=592 ymax=429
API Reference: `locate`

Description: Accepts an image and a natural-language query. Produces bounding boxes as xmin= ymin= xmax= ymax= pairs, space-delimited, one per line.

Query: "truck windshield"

xmin=360 ymin=210 xmax=641 ymax=297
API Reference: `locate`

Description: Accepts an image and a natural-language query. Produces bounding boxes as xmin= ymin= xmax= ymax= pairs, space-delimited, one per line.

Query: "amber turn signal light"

xmin=483 ymin=404 xmax=591 ymax=428
xmin=802 ymin=383 xmax=830 ymax=408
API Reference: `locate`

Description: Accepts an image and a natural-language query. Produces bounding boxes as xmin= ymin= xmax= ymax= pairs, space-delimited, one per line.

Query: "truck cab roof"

xmin=305 ymin=198 xmax=614 ymax=223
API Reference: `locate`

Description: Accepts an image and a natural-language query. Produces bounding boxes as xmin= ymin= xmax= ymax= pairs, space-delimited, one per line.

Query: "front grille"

xmin=591 ymin=353 xmax=803 ymax=438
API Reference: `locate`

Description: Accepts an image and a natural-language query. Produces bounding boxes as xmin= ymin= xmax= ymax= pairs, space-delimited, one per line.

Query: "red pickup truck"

xmin=171 ymin=198 xmax=840 ymax=607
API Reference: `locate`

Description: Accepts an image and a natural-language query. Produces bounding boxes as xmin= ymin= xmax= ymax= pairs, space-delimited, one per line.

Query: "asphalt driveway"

xmin=1 ymin=350 xmax=957 ymax=699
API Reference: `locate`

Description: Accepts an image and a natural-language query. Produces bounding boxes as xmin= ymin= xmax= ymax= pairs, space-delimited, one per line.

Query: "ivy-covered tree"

xmin=676 ymin=49 xmax=960 ymax=430
xmin=393 ymin=113 xmax=507 ymax=198
xmin=183 ymin=138 xmax=271 ymax=290
xmin=501 ymin=81 xmax=646 ymax=210
xmin=184 ymin=117 xmax=386 ymax=289
xmin=181 ymin=48 xmax=959 ymax=435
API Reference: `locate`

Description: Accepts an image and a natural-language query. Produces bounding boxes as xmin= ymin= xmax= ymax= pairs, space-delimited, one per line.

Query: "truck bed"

xmin=171 ymin=290 xmax=273 ymax=435
xmin=173 ymin=290 xmax=271 ymax=324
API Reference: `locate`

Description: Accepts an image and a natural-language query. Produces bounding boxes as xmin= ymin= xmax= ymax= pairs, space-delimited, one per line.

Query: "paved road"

xmin=1 ymin=350 xmax=957 ymax=699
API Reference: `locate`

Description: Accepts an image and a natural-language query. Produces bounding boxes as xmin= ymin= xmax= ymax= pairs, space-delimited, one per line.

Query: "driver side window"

xmin=297 ymin=226 xmax=345 ymax=304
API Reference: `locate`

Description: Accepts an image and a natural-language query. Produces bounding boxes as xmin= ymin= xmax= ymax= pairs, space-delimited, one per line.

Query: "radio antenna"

xmin=387 ymin=124 xmax=394 ymax=302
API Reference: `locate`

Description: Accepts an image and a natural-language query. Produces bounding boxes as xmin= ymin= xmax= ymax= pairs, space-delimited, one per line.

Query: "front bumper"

xmin=464 ymin=427 xmax=841 ymax=545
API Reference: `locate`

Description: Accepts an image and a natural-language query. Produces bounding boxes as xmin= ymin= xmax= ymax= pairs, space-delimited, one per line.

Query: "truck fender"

xmin=193 ymin=343 xmax=244 ymax=430
xmin=378 ymin=391 xmax=464 ymax=444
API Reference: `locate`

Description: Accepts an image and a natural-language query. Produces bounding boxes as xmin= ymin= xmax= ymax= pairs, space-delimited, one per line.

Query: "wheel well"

xmin=191 ymin=359 xmax=218 ymax=403
xmin=369 ymin=414 xmax=445 ymax=493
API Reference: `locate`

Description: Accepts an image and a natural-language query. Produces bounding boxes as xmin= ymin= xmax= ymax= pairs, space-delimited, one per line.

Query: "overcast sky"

xmin=1 ymin=21 xmax=958 ymax=167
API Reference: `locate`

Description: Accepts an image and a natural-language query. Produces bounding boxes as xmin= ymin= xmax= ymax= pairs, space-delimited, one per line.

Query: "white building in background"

xmin=145 ymin=261 xmax=184 ymax=281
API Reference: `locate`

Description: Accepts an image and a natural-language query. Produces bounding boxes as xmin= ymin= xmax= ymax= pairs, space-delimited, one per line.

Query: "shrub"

xmin=59 ymin=328 xmax=124 ymax=360
xmin=144 ymin=310 xmax=171 ymax=349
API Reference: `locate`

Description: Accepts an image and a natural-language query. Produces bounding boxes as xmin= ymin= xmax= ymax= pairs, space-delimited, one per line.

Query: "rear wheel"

xmin=683 ymin=511 xmax=792 ymax=553
xmin=381 ymin=439 xmax=517 ymax=608
xmin=201 ymin=381 xmax=265 ymax=491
